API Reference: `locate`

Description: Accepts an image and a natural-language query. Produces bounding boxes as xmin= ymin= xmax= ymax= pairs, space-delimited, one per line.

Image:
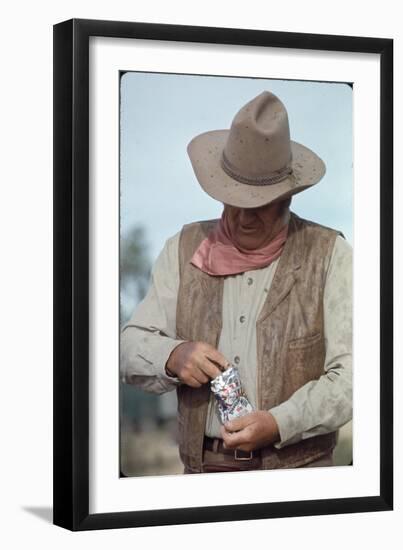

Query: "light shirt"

xmin=120 ymin=228 xmax=352 ymax=448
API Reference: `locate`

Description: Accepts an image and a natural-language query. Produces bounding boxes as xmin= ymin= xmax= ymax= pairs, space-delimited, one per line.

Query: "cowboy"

xmin=120 ymin=91 xmax=352 ymax=474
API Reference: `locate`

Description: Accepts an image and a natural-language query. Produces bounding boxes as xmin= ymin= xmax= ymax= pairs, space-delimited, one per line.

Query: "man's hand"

xmin=221 ymin=411 xmax=280 ymax=452
xmin=165 ymin=341 xmax=230 ymax=388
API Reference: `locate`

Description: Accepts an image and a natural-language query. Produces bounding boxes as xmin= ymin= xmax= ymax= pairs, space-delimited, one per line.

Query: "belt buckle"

xmin=234 ymin=448 xmax=254 ymax=461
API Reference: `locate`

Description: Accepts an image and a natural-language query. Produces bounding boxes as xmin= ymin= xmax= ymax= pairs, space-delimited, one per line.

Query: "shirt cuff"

xmin=268 ymin=401 xmax=303 ymax=449
xmin=152 ymin=338 xmax=187 ymax=384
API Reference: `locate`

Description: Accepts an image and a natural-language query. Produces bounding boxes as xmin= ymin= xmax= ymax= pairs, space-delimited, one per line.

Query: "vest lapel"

xmin=185 ymin=264 xmax=223 ymax=341
xmin=257 ymin=213 xmax=302 ymax=325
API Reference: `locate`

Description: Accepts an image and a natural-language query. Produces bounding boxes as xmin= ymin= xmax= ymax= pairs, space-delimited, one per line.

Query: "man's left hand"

xmin=221 ymin=411 xmax=280 ymax=452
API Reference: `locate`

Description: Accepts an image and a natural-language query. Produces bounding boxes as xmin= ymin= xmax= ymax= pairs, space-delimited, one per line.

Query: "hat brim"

xmin=187 ymin=129 xmax=326 ymax=208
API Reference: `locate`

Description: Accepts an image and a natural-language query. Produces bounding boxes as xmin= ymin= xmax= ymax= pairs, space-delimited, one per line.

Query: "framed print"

xmin=53 ymin=18 xmax=393 ymax=530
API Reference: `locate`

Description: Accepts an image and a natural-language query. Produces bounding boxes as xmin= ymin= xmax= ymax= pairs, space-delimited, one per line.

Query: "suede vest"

xmin=175 ymin=212 xmax=341 ymax=472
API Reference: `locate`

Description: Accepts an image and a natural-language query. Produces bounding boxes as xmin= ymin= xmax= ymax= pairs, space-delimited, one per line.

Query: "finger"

xmin=205 ymin=347 xmax=231 ymax=371
xmin=185 ymin=376 xmax=203 ymax=388
xmin=191 ymin=366 xmax=209 ymax=385
xmin=198 ymin=358 xmax=223 ymax=379
xmin=222 ymin=427 xmax=250 ymax=449
xmin=224 ymin=414 xmax=253 ymax=432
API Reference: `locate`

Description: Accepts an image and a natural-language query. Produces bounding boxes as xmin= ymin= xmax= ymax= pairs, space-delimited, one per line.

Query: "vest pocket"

xmin=285 ymin=333 xmax=325 ymax=397
xmin=288 ymin=332 xmax=322 ymax=350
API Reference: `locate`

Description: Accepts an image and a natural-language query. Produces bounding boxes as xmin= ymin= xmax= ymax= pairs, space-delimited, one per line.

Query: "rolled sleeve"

xmin=121 ymin=327 xmax=185 ymax=384
xmin=269 ymin=400 xmax=304 ymax=448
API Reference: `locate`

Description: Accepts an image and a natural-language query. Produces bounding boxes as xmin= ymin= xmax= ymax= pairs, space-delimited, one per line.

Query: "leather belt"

xmin=203 ymin=436 xmax=260 ymax=461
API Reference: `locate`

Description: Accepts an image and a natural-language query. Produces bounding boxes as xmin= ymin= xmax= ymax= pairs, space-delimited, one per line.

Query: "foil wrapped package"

xmin=210 ymin=366 xmax=253 ymax=423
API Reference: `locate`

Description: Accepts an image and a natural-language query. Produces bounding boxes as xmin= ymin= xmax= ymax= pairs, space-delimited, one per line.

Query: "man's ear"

xmin=283 ymin=197 xmax=292 ymax=209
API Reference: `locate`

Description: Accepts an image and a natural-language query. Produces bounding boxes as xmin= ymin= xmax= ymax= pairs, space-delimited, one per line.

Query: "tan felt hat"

xmin=187 ymin=91 xmax=326 ymax=208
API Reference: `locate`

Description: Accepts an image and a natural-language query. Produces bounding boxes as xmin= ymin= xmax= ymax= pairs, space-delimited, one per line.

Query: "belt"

xmin=203 ymin=436 xmax=260 ymax=461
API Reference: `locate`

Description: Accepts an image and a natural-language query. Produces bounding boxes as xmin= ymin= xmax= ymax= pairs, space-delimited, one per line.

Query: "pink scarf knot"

xmin=191 ymin=211 xmax=289 ymax=276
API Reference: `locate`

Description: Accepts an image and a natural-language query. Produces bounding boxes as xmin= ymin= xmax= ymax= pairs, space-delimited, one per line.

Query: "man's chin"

xmin=235 ymin=236 xmax=262 ymax=250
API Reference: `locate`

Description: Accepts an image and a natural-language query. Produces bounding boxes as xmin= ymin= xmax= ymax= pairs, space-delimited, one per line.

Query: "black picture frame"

xmin=53 ymin=18 xmax=393 ymax=531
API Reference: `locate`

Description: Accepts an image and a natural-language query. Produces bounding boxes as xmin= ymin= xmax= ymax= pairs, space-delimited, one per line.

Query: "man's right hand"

xmin=165 ymin=341 xmax=230 ymax=388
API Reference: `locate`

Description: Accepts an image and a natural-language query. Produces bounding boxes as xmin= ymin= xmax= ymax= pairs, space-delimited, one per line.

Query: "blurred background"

xmin=120 ymin=72 xmax=353 ymax=476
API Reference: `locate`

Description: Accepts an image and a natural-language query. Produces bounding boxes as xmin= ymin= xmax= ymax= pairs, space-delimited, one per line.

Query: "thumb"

xmin=224 ymin=415 xmax=248 ymax=432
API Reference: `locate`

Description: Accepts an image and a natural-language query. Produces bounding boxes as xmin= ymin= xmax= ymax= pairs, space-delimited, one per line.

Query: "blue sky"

xmin=120 ymin=71 xmax=352 ymax=263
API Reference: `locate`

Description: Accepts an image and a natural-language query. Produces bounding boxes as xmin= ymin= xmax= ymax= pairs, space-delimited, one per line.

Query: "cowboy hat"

xmin=187 ymin=91 xmax=326 ymax=208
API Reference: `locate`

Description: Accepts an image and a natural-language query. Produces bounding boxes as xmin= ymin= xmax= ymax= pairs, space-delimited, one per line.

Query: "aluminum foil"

xmin=210 ymin=366 xmax=253 ymax=423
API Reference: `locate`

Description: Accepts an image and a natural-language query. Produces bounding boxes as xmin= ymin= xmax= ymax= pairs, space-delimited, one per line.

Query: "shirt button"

xmin=247 ymin=277 xmax=253 ymax=286
xmin=234 ymin=356 xmax=240 ymax=364
xmin=239 ymin=315 xmax=246 ymax=323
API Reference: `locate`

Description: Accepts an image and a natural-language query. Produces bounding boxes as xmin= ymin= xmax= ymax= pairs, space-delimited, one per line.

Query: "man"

xmin=120 ymin=91 xmax=352 ymax=474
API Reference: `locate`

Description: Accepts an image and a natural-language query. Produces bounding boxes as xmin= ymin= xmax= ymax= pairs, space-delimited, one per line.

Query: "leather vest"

xmin=175 ymin=212 xmax=341 ymax=472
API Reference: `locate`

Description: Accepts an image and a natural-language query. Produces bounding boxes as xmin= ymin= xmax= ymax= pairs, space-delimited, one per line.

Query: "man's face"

xmin=224 ymin=199 xmax=290 ymax=250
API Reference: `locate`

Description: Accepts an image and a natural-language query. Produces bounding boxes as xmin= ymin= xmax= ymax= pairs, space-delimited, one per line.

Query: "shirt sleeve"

xmin=268 ymin=235 xmax=353 ymax=448
xmin=120 ymin=229 xmax=187 ymax=394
